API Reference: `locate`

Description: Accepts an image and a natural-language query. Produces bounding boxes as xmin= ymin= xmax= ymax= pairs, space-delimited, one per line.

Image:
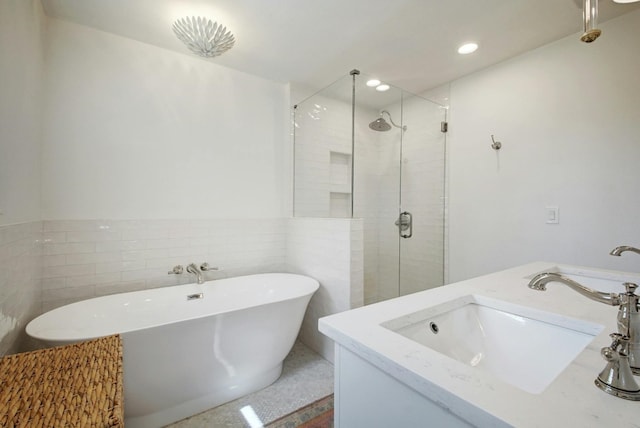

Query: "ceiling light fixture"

xmin=172 ymin=16 xmax=235 ymax=57
xmin=612 ymin=0 xmax=640 ymax=3
xmin=375 ymin=84 xmax=390 ymax=92
xmin=366 ymin=79 xmax=381 ymax=87
xmin=457 ymin=42 xmax=478 ymax=55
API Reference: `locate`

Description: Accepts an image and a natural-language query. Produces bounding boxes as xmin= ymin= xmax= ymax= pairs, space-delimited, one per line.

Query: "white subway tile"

xmin=95 ymin=280 xmax=147 ymax=296
xmin=95 ymin=260 xmax=146 ymax=274
xmin=43 ymin=255 xmax=66 ymax=267
xmin=43 ymin=285 xmax=95 ymax=301
xmin=42 ymin=277 xmax=67 ymax=290
xmin=66 ymin=230 xmax=122 ymax=242
xmin=121 ymin=249 xmax=169 ymax=261
xmin=44 ymin=242 xmax=95 ymax=255
xmin=42 ymin=263 xmax=94 ymax=279
xmin=42 ymin=232 xmax=66 ymax=244
xmin=96 ymin=240 xmax=145 ymax=253
xmin=122 ymin=229 xmax=169 ymax=240
xmin=65 ymin=272 xmax=122 ymax=288
xmin=65 ymin=251 xmax=121 ymax=265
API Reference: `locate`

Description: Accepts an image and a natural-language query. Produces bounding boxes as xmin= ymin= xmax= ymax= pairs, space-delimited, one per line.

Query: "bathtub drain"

xmin=187 ymin=293 xmax=204 ymax=300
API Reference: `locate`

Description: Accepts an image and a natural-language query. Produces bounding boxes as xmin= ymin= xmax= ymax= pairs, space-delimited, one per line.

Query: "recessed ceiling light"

xmin=457 ymin=42 xmax=478 ymax=55
xmin=375 ymin=84 xmax=390 ymax=92
xmin=366 ymin=79 xmax=381 ymax=87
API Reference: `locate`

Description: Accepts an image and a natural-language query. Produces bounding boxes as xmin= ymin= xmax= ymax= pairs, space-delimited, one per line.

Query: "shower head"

xmin=369 ymin=117 xmax=392 ymax=132
xmin=369 ymin=110 xmax=407 ymax=132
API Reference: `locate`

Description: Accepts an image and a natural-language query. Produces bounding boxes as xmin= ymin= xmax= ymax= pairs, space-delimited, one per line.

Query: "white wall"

xmin=0 ymin=0 xmax=45 ymax=355
xmin=0 ymin=0 xmax=44 ymax=225
xmin=41 ymin=18 xmax=288 ymax=220
xmin=448 ymin=10 xmax=640 ymax=282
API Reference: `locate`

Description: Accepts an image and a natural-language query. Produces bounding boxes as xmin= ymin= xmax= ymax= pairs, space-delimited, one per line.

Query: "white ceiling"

xmin=41 ymin=0 xmax=640 ymax=95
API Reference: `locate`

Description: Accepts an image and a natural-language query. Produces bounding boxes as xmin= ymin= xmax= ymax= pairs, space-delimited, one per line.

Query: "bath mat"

xmin=266 ymin=394 xmax=334 ymax=428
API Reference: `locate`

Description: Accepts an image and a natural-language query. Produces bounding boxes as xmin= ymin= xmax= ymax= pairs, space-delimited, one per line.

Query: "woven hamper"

xmin=0 ymin=334 xmax=124 ymax=428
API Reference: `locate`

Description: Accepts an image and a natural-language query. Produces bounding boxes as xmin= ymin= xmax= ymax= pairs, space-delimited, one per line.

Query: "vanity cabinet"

xmin=334 ymin=344 xmax=471 ymax=428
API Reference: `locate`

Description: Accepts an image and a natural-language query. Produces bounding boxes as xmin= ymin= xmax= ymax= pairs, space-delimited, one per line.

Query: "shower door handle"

xmin=395 ymin=211 xmax=413 ymax=238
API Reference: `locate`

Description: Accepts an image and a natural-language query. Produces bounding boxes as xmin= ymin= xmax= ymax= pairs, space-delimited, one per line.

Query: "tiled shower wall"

xmin=0 ymin=222 xmax=42 ymax=355
xmin=41 ymin=219 xmax=288 ymax=312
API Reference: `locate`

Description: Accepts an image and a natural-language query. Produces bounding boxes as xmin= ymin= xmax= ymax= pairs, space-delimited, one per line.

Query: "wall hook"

xmin=491 ymin=135 xmax=502 ymax=150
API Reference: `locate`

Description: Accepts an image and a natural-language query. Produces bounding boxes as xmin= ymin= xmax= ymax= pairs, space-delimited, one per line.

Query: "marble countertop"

xmin=318 ymin=262 xmax=640 ymax=428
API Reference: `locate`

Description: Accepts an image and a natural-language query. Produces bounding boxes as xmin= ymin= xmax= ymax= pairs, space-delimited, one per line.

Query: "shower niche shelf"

xmin=329 ymin=151 xmax=352 ymax=217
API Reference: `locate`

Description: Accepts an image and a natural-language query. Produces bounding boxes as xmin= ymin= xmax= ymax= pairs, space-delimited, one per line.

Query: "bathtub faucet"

xmin=186 ymin=263 xmax=204 ymax=284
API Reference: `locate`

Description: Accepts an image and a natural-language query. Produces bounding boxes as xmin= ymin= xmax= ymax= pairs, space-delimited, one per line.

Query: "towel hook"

xmin=491 ymin=135 xmax=502 ymax=150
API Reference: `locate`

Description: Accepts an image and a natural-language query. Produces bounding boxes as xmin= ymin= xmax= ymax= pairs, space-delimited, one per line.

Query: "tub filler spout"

xmin=186 ymin=263 xmax=204 ymax=284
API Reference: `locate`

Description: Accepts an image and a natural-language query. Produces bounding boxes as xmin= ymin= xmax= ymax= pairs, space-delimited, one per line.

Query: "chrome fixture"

xmin=528 ymin=273 xmax=640 ymax=376
xmin=172 ymin=16 xmax=235 ymax=57
xmin=581 ymin=0 xmax=602 ymax=43
xmin=369 ymin=110 xmax=407 ymax=132
xmin=528 ymin=272 xmax=620 ymax=305
xmin=610 ymin=245 xmax=640 ymax=256
xmin=168 ymin=265 xmax=184 ymax=275
xmin=595 ymin=333 xmax=640 ymax=400
xmin=186 ymin=263 xmax=204 ymax=284
xmin=200 ymin=262 xmax=220 ymax=272
xmin=186 ymin=292 xmax=204 ymax=301
xmin=395 ymin=211 xmax=413 ymax=238
xmin=491 ymin=135 xmax=502 ymax=150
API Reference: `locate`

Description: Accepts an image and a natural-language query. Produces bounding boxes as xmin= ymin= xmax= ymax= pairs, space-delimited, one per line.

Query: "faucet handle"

xmin=200 ymin=263 xmax=219 ymax=271
xmin=168 ymin=265 xmax=184 ymax=275
xmin=623 ymin=282 xmax=638 ymax=295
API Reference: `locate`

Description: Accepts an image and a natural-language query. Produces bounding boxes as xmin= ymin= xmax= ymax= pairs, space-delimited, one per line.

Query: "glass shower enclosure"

xmin=293 ymin=70 xmax=447 ymax=305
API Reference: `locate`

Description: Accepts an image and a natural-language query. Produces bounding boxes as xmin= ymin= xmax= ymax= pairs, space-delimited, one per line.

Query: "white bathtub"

xmin=26 ymin=273 xmax=319 ymax=428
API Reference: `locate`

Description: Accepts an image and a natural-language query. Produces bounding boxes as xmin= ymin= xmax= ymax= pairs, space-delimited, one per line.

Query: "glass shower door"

xmin=397 ymin=94 xmax=447 ymax=296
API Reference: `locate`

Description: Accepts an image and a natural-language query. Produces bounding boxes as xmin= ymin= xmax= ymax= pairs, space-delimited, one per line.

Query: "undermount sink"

xmin=381 ymin=295 xmax=603 ymax=394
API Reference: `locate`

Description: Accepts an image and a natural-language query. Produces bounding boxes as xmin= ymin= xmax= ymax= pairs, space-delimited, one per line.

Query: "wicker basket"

xmin=0 ymin=335 xmax=124 ymax=427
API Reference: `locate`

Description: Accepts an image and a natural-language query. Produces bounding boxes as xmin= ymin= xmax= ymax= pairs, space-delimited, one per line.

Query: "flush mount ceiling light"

xmin=366 ymin=79 xmax=381 ymax=87
xmin=612 ymin=0 xmax=640 ymax=2
xmin=375 ymin=84 xmax=390 ymax=92
xmin=457 ymin=42 xmax=478 ymax=54
xmin=172 ymin=16 xmax=235 ymax=57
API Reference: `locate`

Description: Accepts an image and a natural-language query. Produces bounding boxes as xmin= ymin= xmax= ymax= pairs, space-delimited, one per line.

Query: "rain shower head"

xmin=369 ymin=117 xmax=392 ymax=132
xmin=369 ymin=110 xmax=406 ymax=132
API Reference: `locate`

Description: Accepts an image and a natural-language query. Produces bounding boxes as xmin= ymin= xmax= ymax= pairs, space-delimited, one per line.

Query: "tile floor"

xmin=167 ymin=341 xmax=334 ymax=427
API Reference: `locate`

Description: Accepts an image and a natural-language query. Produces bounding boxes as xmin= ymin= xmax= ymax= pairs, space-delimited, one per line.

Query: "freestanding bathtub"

xmin=26 ymin=273 xmax=319 ymax=428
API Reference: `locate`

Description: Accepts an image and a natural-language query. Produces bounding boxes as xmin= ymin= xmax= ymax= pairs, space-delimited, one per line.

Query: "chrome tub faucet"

xmin=186 ymin=263 xmax=204 ymax=284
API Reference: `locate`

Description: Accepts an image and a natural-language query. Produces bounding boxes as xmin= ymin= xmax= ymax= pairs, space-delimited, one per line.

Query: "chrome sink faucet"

xmin=528 ymin=272 xmax=640 ymax=399
xmin=610 ymin=245 xmax=640 ymax=257
xmin=527 ymin=272 xmax=621 ymax=305
xmin=186 ymin=263 xmax=204 ymax=284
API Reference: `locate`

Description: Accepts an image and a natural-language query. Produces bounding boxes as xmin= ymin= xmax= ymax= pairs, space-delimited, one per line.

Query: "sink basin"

xmin=381 ymin=295 xmax=603 ymax=394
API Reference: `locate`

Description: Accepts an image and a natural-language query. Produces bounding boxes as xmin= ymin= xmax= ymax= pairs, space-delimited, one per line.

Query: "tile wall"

xmin=287 ymin=217 xmax=363 ymax=363
xmin=1 ymin=217 xmax=362 ymax=360
xmin=0 ymin=221 xmax=42 ymax=355
xmin=41 ymin=219 xmax=288 ymax=312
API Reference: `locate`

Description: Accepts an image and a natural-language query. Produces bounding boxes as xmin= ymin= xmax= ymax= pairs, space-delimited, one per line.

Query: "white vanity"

xmin=319 ymin=262 xmax=640 ymax=427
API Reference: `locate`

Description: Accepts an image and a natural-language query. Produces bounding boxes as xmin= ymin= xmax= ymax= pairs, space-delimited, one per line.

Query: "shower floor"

xmin=166 ymin=341 xmax=334 ymax=427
